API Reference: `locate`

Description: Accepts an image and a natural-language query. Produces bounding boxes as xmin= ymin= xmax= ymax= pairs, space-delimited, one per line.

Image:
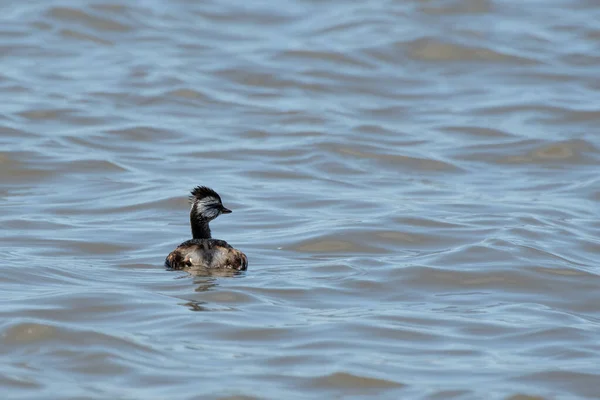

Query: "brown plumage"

xmin=165 ymin=187 xmax=248 ymax=271
xmin=165 ymin=239 xmax=248 ymax=270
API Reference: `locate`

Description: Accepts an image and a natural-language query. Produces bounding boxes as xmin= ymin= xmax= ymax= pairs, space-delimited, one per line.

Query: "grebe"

xmin=165 ymin=186 xmax=247 ymax=271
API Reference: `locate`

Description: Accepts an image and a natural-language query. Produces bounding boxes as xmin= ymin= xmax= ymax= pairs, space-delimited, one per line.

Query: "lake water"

xmin=2 ymin=0 xmax=600 ymax=398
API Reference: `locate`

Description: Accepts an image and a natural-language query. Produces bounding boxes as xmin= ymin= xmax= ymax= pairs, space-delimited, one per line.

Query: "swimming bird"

xmin=165 ymin=186 xmax=248 ymax=271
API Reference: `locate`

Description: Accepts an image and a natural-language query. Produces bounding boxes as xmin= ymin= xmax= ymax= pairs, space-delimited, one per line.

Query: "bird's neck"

xmin=190 ymin=217 xmax=211 ymax=239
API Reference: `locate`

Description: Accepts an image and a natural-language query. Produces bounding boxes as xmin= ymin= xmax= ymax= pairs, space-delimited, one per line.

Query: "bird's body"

xmin=165 ymin=238 xmax=247 ymax=270
xmin=165 ymin=186 xmax=247 ymax=271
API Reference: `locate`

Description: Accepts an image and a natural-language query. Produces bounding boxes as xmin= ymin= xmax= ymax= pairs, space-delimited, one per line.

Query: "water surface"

xmin=1 ymin=0 xmax=600 ymax=398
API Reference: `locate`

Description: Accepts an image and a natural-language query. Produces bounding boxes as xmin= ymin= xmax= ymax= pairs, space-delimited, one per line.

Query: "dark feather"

xmin=189 ymin=186 xmax=222 ymax=203
xmin=165 ymin=238 xmax=247 ymax=271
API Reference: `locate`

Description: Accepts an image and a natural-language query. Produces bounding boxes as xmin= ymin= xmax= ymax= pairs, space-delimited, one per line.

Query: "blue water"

xmin=2 ymin=1 xmax=600 ymax=398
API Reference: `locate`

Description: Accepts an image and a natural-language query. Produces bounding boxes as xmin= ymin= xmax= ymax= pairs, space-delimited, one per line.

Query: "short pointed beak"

xmin=221 ymin=207 xmax=232 ymax=214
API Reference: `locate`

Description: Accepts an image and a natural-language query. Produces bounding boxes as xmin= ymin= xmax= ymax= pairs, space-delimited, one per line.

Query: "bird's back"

xmin=165 ymin=238 xmax=247 ymax=271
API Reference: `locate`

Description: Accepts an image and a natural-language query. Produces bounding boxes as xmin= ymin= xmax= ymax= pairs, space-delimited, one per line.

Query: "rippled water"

xmin=2 ymin=0 xmax=600 ymax=398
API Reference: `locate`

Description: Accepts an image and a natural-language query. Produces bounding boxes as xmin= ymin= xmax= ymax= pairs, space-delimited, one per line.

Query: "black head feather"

xmin=189 ymin=186 xmax=222 ymax=204
xmin=187 ymin=186 xmax=231 ymax=238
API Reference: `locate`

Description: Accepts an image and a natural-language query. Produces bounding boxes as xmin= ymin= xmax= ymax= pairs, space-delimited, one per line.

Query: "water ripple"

xmin=2 ymin=0 xmax=600 ymax=398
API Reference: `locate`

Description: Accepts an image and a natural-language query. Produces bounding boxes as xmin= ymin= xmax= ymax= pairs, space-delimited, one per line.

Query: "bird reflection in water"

xmin=176 ymin=270 xmax=246 ymax=312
